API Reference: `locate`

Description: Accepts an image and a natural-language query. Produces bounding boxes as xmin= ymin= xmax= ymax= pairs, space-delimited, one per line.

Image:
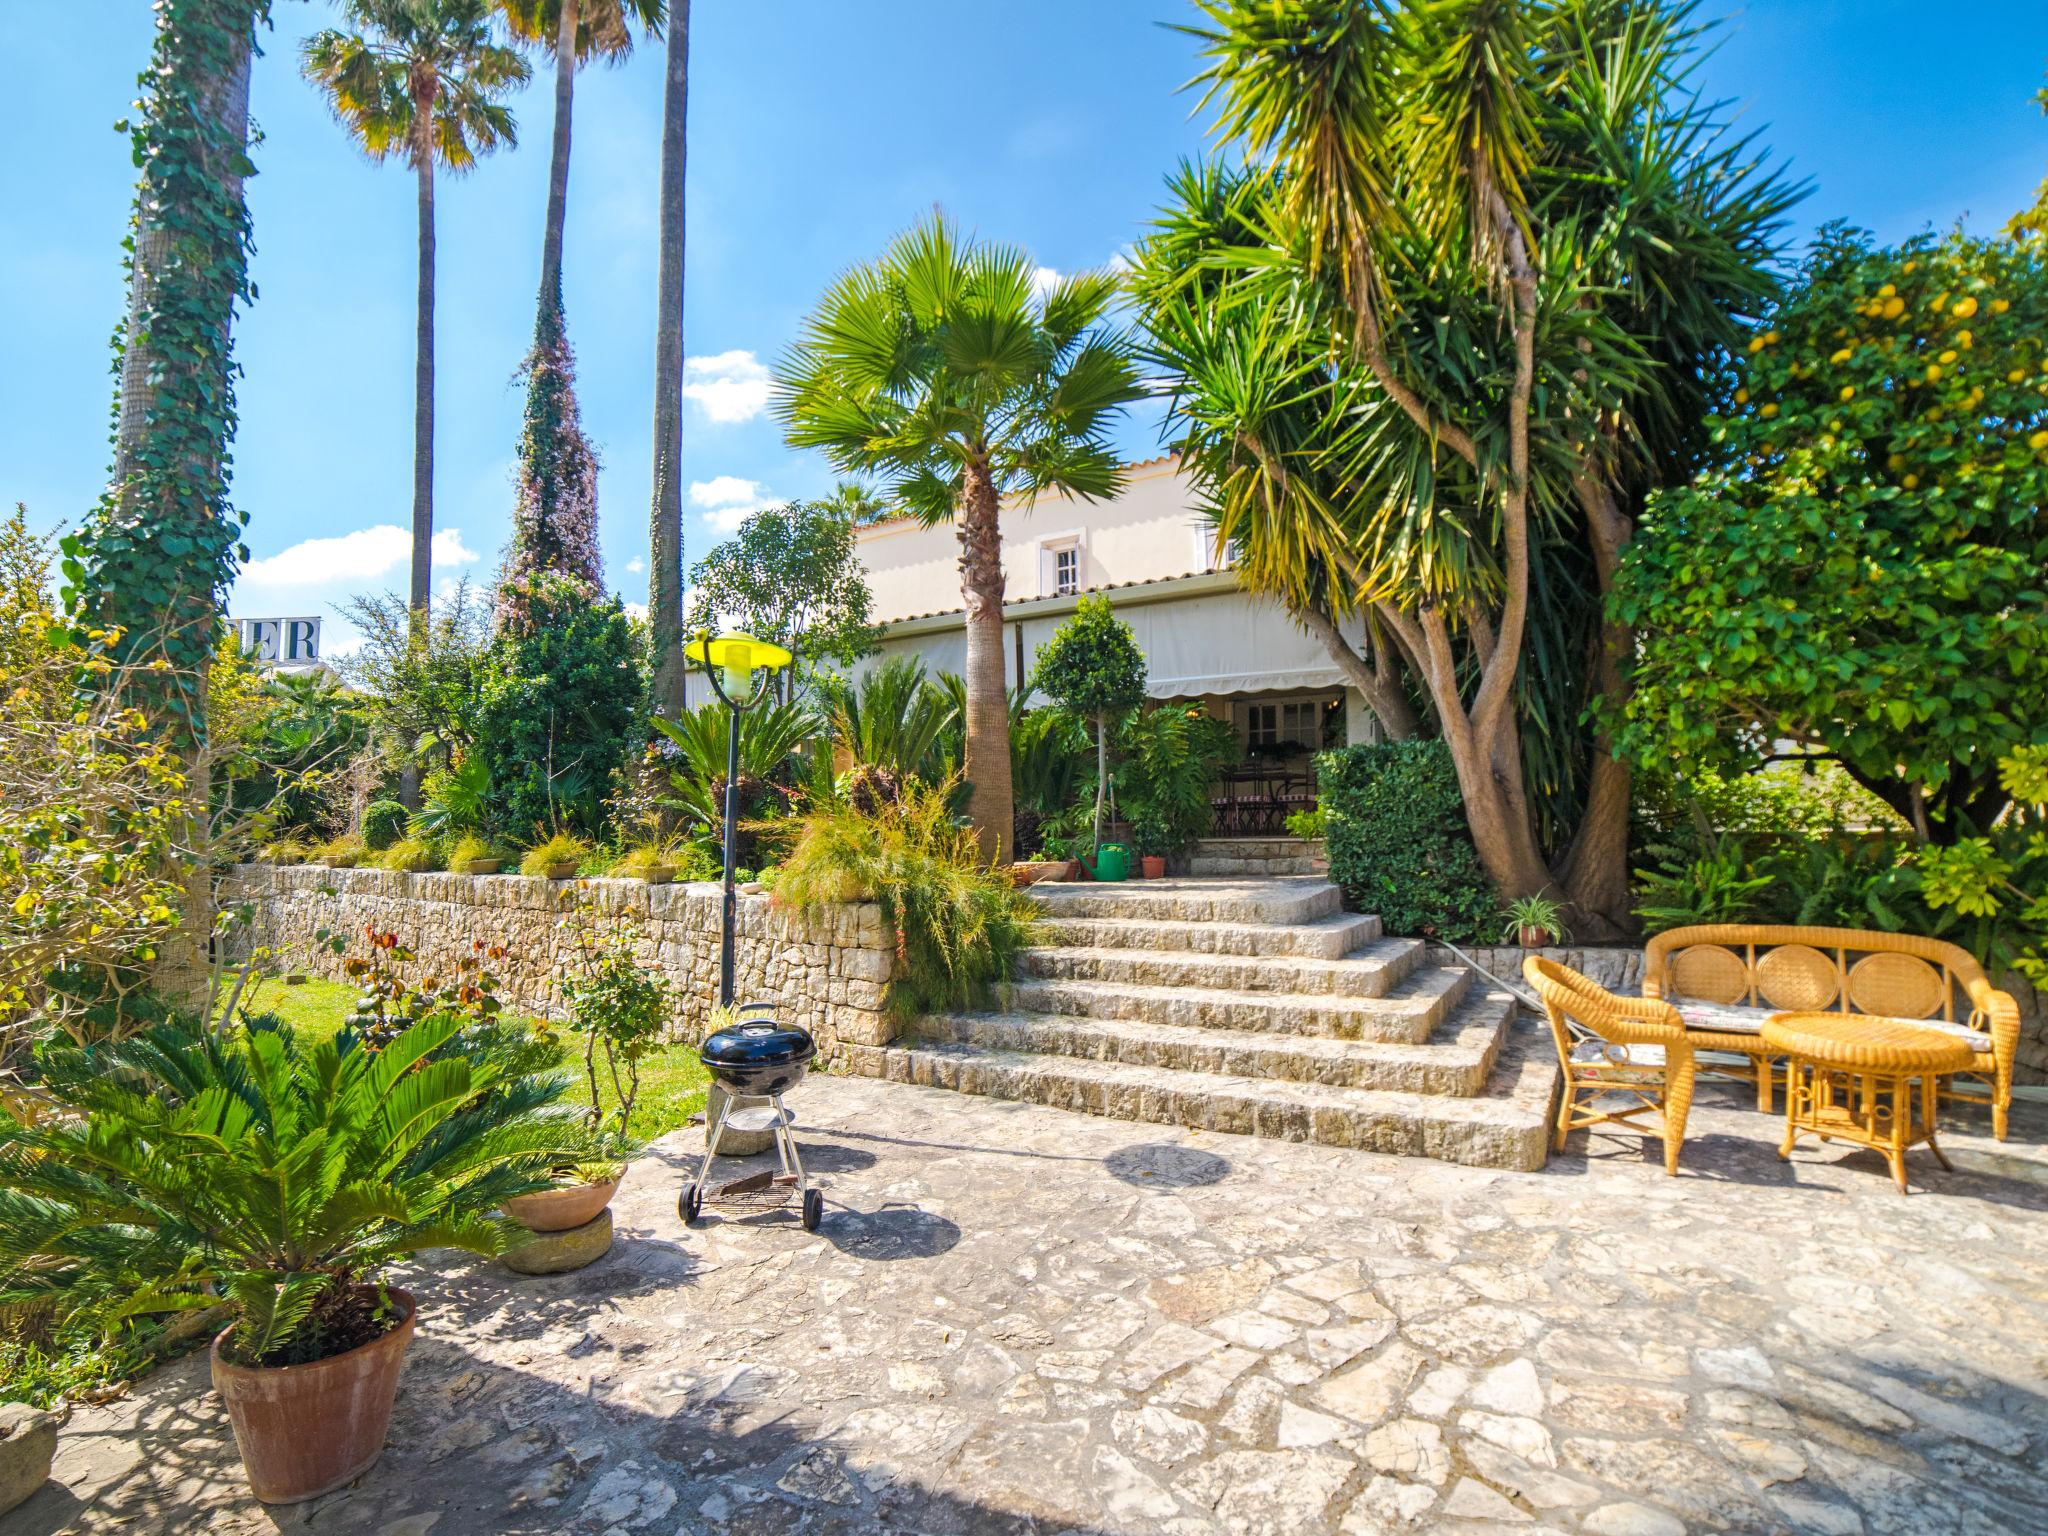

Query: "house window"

xmin=1043 ymin=538 xmax=1080 ymax=597
xmin=1242 ymin=698 xmax=1325 ymax=755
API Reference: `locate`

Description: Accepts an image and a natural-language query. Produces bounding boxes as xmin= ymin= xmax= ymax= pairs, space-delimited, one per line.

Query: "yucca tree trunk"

xmin=958 ymin=458 xmax=1014 ymax=865
xmin=648 ymin=0 xmax=690 ymax=719
xmin=537 ymin=0 xmax=578 ymax=307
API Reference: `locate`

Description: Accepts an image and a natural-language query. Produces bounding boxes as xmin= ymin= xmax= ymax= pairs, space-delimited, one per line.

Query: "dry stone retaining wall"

xmin=222 ymin=865 xmax=898 ymax=1056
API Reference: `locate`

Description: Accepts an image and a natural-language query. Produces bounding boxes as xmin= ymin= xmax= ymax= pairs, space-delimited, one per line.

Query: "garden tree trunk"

xmin=537 ymin=0 xmax=579 ymax=309
xmin=1292 ymin=598 xmax=1418 ymax=741
xmin=401 ymin=79 xmax=440 ymax=812
xmin=1557 ymin=470 xmax=1637 ymax=939
xmin=956 ymin=457 xmax=1014 ymax=864
xmin=647 ymin=0 xmax=691 ymax=719
xmin=1094 ymin=712 xmax=1109 ymax=847
xmin=106 ymin=0 xmax=259 ymax=1004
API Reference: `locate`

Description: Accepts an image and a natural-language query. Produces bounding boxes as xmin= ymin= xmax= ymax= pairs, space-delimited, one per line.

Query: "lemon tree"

xmin=1612 ymin=226 xmax=2048 ymax=843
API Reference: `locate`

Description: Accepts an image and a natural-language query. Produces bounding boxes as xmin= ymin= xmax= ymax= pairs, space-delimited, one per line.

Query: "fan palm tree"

xmin=648 ymin=1 xmax=690 ymax=719
xmin=775 ymin=215 xmax=1144 ymax=863
xmin=497 ymin=0 xmax=664 ymax=307
xmin=303 ymin=2 xmax=528 ymax=635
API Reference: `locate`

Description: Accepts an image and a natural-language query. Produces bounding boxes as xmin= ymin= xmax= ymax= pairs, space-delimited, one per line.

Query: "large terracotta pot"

xmin=1140 ymin=855 xmax=1167 ymax=880
xmin=211 ymin=1288 xmax=416 ymax=1505
xmin=503 ymin=1174 xmax=621 ymax=1233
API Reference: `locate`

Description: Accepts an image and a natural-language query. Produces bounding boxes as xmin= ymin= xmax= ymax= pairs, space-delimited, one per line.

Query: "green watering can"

xmin=1085 ymin=842 xmax=1131 ymax=883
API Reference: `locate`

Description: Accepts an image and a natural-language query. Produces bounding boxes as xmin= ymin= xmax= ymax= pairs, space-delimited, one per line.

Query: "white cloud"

xmin=1031 ymin=265 xmax=1063 ymax=299
xmin=622 ymin=600 xmax=649 ymax=621
xmin=683 ymin=350 xmax=773 ymax=424
xmin=689 ymin=475 xmax=762 ymax=509
xmin=240 ymin=524 xmax=477 ymax=589
xmin=705 ymin=502 xmax=768 ymax=535
xmin=625 ymin=556 xmax=646 ymax=575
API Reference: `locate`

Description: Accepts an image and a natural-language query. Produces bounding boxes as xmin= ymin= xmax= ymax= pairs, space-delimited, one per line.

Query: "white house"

xmin=853 ymin=455 xmax=1386 ymax=833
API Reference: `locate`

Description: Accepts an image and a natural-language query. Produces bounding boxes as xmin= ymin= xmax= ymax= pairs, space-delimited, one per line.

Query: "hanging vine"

xmin=65 ymin=0 xmax=269 ymax=741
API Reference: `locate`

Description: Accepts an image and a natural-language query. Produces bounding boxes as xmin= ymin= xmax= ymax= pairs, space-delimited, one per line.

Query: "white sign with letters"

xmin=239 ymin=616 xmax=323 ymax=668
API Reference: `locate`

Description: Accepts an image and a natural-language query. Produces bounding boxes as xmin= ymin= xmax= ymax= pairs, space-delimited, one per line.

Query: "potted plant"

xmin=312 ymin=833 xmax=366 ymax=869
xmin=1503 ymin=893 xmax=1568 ymax=949
xmin=612 ymin=841 xmax=685 ymax=885
xmin=521 ymin=832 xmax=590 ymax=880
xmin=377 ymin=835 xmax=441 ymax=873
xmin=1130 ymin=811 xmax=1170 ymax=880
xmin=448 ymin=832 xmax=504 ymax=876
xmin=502 ymin=904 xmax=670 ymax=1262
xmin=0 ymin=1015 xmax=579 ymax=1504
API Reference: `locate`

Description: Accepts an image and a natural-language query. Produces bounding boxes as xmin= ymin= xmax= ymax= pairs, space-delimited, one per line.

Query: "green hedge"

xmin=1316 ymin=741 xmax=1495 ymax=943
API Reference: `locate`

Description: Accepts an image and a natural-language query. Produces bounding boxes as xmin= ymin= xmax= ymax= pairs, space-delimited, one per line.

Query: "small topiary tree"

xmin=1029 ymin=595 xmax=1147 ymax=851
xmin=362 ymin=800 xmax=409 ymax=851
xmin=1316 ymin=741 xmax=1496 ymax=944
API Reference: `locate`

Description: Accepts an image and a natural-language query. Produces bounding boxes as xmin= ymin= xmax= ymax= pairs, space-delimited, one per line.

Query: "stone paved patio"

xmin=18 ymin=1049 xmax=2048 ymax=1536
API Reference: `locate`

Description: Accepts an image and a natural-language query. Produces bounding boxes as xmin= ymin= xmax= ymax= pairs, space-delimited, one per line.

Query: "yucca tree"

xmin=775 ymin=215 xmax=1144 ymax=863
xmin=0 ymin=1015 xmax=577 ymax=1363
xmin=1142 ymin=0 xmax=1795 ymax=933
xmin=304 ymin=2 xmax=529 ymax=638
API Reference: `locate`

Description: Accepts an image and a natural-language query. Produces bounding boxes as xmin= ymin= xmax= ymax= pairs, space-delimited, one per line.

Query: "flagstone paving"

xmin=20 ymin=1060 xmax=2048 ymax=1536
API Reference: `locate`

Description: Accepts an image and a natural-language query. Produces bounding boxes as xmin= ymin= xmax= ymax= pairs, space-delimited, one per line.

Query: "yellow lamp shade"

xmin=686 ymin=632 xmax=793 ymax=694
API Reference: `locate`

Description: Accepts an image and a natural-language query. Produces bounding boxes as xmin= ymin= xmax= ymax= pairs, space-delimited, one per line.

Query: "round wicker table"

xmin=1761 ymin=1013 xmax=1975 ymax=1194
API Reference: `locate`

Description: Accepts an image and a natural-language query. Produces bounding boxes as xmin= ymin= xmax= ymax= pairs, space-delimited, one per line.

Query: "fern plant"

xmin=0 ymin=1016 xmax=579 ymax=1367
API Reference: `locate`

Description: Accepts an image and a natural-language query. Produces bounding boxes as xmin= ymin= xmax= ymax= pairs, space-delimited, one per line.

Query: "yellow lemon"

xmin=1748 ymin=337 xmax=1766 ymax=353
xmin=1734 ymin=387 xmax=1750 ymax=403
xmin=1926 ymin=364 xmax=1944 ymax=382
xmin=1903 ymin=474 xmax=1920 ymax=489
xmin=1839 ymin=385 xmax=1856 ymax=401
xmin=1903 ymin=260 xmax=1919 ymax=273
xmin=1992 ymin=298 xmax=2010 ymax=313
xmin=1887 ymin=453 xmax=1906 ymax=471
xmin=1956 ymin=330 xmax=1973 ymax=349
xmin=1882 ymin=296 xmax=1906 ymax=319
xmin=1939 ymin=349 xmax=1958 ymax=365
xmin=1879 ymin=283 xmax=1897 ymax=298
xmin=2011 ymin=368 xmax=2029 ymax=383
xmin=1952 ymin=295 xmax=1978 ymax=319
xmin=1830 ymin=347 xmax=1853 ymax=365
xmin=2031 ymin=430 xmax=2048 ymax=451
xmin=1759 ymin=402 xmax=1780 ymax=418
xmin=1765 ymin=329 xmax=1781 ymax=344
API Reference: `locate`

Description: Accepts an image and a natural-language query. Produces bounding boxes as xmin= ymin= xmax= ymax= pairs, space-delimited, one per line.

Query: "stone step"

xmin=1037 ymin=911 xmax=1382 ymax=960
xmin=1187 ymin=837 xmax=1322 ymax=859
xmin=839 ymin=998 xmax=1557 ymax=1171
xmin=1186 ymin=855 xmax=1323 ymax=876
xmin=1000 ymin=965 xmax=1472 ymax=1044
xmin=916 ymin=991 xmax=1510 ymax=1096
xmin=1014 ymin=936 xmax=1426 ymax=998
xmin=1028 ymin=877 xmax=1342 ymax=925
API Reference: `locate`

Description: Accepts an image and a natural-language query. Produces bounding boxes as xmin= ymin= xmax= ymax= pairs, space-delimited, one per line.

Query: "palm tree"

xmin=498 ymin=0 xmax=664 ymax=308
xmin=775 ymin=215 xmax=1143 ymax=863
xmin=304 ymin=2 xmax=528 ymax=638
xmin=648 ymin=0 xmax=690 ymax=719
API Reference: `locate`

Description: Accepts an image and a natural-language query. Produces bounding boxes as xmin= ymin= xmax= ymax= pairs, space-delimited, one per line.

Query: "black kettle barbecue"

xmin=683 ymin=1003 xmax=823 ymax=1231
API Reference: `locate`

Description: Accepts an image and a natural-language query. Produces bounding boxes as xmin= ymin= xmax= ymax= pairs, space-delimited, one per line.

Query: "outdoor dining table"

xmin=1761 ymin=1011 xmax=1977 ymax=1194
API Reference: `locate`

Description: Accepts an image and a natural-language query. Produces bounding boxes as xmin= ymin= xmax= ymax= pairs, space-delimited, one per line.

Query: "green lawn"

xmin=239 ymin=976 xmax=709 ymax=1140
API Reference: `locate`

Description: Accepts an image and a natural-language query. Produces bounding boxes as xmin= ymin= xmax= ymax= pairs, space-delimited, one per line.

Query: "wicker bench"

xmin=1642 ymin=925 xmax=2020 ymax=1142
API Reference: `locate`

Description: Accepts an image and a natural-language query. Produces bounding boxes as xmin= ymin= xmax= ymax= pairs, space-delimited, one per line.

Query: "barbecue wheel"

xmin=680 ymin=1183 xmax=702 ymax=1224
xmin=801 ymin=1188 xmax=823 ymax=1232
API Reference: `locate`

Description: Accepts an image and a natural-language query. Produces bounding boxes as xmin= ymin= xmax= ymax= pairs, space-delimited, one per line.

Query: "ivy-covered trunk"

xmin=647 ymin=0 xmax=691 ymax=719
xmin=957 ymin=457 xmax=1013 ymax=865
xmin=81 ymin=0 xmax=265 ymax=1002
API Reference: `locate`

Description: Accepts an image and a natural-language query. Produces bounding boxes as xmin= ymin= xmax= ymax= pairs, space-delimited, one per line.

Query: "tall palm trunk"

xmin=648 ymin=0 xmax=690 ymax=718
xmin=957 ymin=458 xmax=1014 ymax=864
xmin=399 ymin=83 xmax=440 ymax=810
xmin=538 ymin=0 xmax=579 ymax=308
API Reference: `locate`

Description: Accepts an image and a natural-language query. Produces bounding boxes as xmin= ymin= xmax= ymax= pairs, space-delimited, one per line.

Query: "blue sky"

xmin=3 ymin=1 xmax=2044 ymax=650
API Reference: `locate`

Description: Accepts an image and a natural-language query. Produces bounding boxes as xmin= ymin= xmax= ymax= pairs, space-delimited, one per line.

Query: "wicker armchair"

xmin=1525 ymin=957 xmax=1697 ymax=1175
xmin=1642 ymin=925 xmax=2020 ymax=1142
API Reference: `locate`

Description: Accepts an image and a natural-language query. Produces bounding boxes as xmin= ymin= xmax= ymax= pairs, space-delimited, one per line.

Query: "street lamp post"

xmin=686 ymin=631 xmax=794 ymax=1006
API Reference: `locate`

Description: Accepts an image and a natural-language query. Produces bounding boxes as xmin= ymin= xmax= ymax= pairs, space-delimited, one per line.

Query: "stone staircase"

xmin=1185 ymin=835 xmax=1326 ymax=877
xmin=841 ymin=877 xmax=1556 ymax=1171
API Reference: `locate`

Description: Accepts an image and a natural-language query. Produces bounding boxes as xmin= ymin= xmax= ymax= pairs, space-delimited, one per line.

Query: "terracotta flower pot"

xmin=1140 ymin=855 xmax=1167 ymax=880
xmin=211 ymin=1288 xmax=416 ymax=1506
xmin=543 ymin=861 xmax=578 ymax=880
xmin=638 ymin=864 xmax=676 ymax=886
xmin=1519 ymin=924 xmax=1554 ymax=949
xmin=461 ymin=857 xmax=501 ymax=876
xmin=1009 ymin=861 xmax=1071 ymax=886
xmin=503 ymin=1174 xmax=621 ymax=1233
